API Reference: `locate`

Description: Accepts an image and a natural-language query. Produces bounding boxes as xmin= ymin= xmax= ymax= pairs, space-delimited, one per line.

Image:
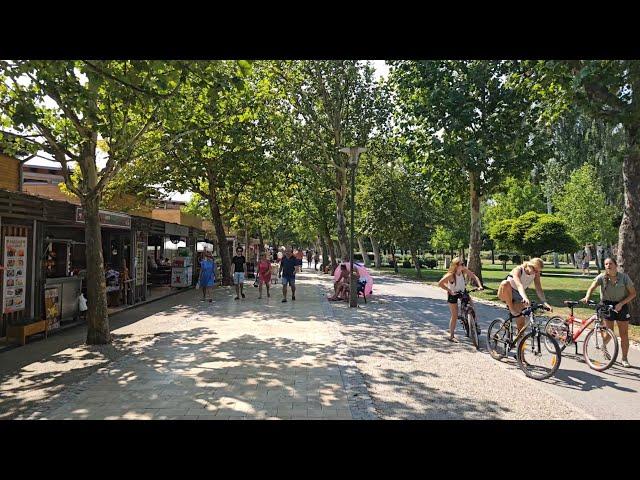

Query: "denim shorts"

xmin=233 ymin=272 xmax=245 ymax=284
xmin=512 ymin=288 xmax=524 ymax=303
xmin=281 ymin=275 xmax=295 ymax=286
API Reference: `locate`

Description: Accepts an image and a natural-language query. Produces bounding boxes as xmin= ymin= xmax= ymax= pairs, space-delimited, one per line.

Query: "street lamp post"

xmin=339 ymin=146 xmax=367 ymax=308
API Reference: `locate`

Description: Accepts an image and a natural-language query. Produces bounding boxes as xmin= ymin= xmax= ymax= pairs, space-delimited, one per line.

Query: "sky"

xmin=23 ymin=60 xmax=390 ymax=203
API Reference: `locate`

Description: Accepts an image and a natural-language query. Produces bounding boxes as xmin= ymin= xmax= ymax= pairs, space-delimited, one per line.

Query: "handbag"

xmin=253 ymin=272 xmax=259 ymax=288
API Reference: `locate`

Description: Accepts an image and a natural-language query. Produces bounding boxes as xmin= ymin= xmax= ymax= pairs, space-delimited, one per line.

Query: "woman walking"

xmin=257 ymin=252 xmax=272 ymax=299
xmin=199 ymin=251 xmax=216 ymax=302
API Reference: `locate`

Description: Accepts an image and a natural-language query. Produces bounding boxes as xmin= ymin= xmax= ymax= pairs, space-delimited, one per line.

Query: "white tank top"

xmin=508 ymin=267 xmax=535 ymax=290
xmin=448 ymin=272 xmax=466 ymax=293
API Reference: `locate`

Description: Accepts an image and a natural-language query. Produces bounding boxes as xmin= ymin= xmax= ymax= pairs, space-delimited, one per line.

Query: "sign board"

xmin=3 ymin=236 xmax=28 ymax=314
xmin=135 ymin=231 xmax=146 ymax=286
xmin=44 ymin=286 xmax=61 ymax=331
xmin=76 ymin=208 xmax=131 ymax=229
xmin=164 ymin=223 xmax=189 ymax=237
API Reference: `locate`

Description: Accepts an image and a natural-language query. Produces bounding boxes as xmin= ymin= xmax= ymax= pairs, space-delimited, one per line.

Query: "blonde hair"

xmin=524 ymin=257 xmax=544 ymax=271
xmin=447 ymin=257 xmax=464 ymax=277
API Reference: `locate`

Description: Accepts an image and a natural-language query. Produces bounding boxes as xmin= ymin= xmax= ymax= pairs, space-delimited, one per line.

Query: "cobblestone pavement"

xmin=1 ymin=270 xmax=363 ymax=420
xmin=3 ymin=265 xmax=636 ymax=420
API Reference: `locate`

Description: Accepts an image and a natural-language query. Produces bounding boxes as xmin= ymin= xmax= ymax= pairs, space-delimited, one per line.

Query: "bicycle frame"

xmin=554 ymin=304 xmax=610 ymax=354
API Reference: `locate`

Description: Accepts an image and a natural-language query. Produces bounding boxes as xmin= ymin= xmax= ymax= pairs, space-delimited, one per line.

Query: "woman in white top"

xmin=497 ymin=257 xmax=552 ymax=333
xmin=438 ymin=257 xmax=484 ymax=342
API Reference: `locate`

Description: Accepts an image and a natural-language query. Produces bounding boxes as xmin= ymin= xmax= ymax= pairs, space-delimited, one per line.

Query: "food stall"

xmin=42 ymin=237 xmax=84 ymax=325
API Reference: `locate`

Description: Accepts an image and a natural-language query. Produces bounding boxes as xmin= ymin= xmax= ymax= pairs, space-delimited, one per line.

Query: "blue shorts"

xmin=233 ymin=272 xmax=245 ymax=284
xmin=281 ymin=275 xmax=295 ymax=286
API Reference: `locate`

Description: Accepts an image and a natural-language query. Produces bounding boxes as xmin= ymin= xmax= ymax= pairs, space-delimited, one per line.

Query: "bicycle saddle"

xmin=564 ymin=300 xmax=580 ymax=307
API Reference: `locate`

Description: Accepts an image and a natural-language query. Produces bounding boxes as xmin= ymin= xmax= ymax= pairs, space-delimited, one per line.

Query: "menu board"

xmin=3 ymin=236 xmax=27 ymax=314
xmin=44 ymin=286 xmax=61 ymax=331
xmin=135 ymin=231 xmax=146 ymax=286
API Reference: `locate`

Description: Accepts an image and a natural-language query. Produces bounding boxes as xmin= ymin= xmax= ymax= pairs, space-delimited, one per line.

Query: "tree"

xmin=135 ymin=61 xmax=267 ymax=285
xmin=274 ymin=60 xmax=387 ymax=257
xmin=0 ymin=60 xmax=187 ymax=345
xmin=389 ymin=60 xmax=547 ymax=283
xmin=483 ymin=176 xmax=546 ymax=232
xmin=489 ymin=211 xmax=579 ymax=258
xmin=554 ymin=164 xmax=619 ymax=249
xmin=527 ymin=60 xmax=640 ymax=322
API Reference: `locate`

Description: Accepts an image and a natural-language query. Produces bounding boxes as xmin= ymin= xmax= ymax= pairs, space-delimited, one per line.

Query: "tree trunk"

xmin=319 ymin=234 xmax=329 ymax=271
xmin=410 ymin=247 xmax=421 ymax=278
xmin=391 ymin=246 xmax=398 ymax=273
xmin=491 ymin=248 xmax=495 ymax=264
xmin=467 ymin=172 xmax=483 ymax=283
xmin=84 ymin=194 xmax=110 ymax=345
xmin=258 ymin=229 xmax=264 ymax=257
xmin=358 ymin=236 xmax=370 ymax=267
xmin=208 ymin=184 xmax=232 ymax=286
xmin=618 ymin=127 xmax=640 ymax=324
xmin=371 ymin=236 xmax=381 ymax=268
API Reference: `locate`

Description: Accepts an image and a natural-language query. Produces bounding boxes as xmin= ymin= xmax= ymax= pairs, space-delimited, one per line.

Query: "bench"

xmin=7 ymin=320 xmax=46 ymax=346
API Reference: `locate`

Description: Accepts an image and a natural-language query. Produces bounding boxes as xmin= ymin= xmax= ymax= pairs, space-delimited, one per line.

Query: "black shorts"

xmin=602 ymin=301 xmax=631 ymax=321
xmin=448 ymin=292 xmax=463 ymax=304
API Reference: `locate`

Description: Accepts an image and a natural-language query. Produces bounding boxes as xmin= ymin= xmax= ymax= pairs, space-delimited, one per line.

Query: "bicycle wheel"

xmin=487 ymin=318 xmax=509 ymax=360
xmin=467 ymin=310 xmax=479 ymax=350
xmin=583 ymin=326 xmax=619 ymax=371
xmin=460 ymin=314 xmax=470 ymax=337
xmin=544 ymin=316 xmax=569 ymax=352
xmin=517 ymin=331 xmax=561 ymax=380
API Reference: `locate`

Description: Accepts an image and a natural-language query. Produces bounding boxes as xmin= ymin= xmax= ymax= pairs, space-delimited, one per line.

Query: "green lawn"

xmin=373 ymin=262 xmax=640 ymax=343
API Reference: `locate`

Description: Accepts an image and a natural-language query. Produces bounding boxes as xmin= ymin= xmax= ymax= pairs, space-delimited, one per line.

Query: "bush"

xmin=424 ymin=258 xmax=437 ymax=269
xmin=497 ymin=254 xmax=510 ymax=263
xmin=512 ymin=255 xmax=522 ymax=265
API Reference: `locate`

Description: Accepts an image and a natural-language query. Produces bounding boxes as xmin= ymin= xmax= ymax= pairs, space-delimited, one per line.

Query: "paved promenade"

xmin=1 ymin=265 xmax=638 ymax=420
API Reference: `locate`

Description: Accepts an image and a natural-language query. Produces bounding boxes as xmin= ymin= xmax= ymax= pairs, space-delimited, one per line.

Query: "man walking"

xmin=313 ymin=251 xmax=319 ymax=271
xmin=232 ymin=246 xmax=247 ymax=300
xmin=306 ymin=250 xmax=312 ymax=269
xmin=279 ymin=248 xmax=297 ymax=303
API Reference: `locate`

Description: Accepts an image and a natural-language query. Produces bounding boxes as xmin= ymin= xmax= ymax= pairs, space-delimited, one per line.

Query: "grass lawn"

xmin=373 ymin=262 xmax=640 ymax=343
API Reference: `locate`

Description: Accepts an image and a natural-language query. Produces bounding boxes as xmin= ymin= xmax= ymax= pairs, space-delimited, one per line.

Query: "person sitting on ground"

xmin=497 ymin=257 xmax=552 ymax=335
xmin=437 ymin=257 xmax=484 ymax=342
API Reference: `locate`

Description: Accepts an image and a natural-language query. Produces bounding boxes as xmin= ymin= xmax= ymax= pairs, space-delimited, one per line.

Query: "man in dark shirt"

xmin=278 ymin=248 xmax=297 ymax=303
xmin=231 ymin=247 xmax=247 ymax=300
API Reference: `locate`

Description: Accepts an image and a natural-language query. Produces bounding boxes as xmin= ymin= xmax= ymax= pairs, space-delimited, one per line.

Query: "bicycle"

xmin=487 ymin=302 xmax=561 ymax=380
xmin=455 ymin=287 xmax=481 ymax=350
xmin=544 ymin=300 xmax=619 ymax=372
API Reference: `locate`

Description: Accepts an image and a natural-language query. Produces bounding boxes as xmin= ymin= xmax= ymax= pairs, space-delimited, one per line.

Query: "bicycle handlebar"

xmin=587 ymin=300 xmax=616 ymax=313
xmin=521 ymin=303 xmax=551 ymax=316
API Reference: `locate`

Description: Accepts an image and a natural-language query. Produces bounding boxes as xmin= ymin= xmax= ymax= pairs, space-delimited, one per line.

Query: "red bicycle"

xmin=544 ymin=300 xmax=619 ymax=371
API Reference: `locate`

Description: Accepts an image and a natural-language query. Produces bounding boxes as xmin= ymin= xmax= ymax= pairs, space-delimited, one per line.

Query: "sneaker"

xmin=241 ymin=293 xmax=245 ymax=298
xmin=622 ymin=360 xmax=631 ymax=368
xmin=281 ymin=298 xmax=287 ymax=303
xmin=209 ymin=299 xmax=213 ymax=303
xmin=267 ymin=293 xmax=270 ymax=298
xmin=234 ymin=297 xmax=239 ymax=300
xmin=292 ymin=295 xmax=296 ymax=301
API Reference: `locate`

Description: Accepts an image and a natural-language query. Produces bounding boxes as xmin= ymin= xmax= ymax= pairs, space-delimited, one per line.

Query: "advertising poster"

xmin=135 ymin=232 xmax=146 ymax=286
xmin=44 ymin=286 xmax=61 ymax=331
xmin=3 ymin=236 xmax=28 ymax=314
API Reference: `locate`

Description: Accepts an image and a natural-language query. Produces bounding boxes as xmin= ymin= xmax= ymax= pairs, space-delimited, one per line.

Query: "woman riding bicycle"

xmin=497 ymin=258 xmax=552 ymax=334
xmin=580 ymin=257 xmax=636 ymax=368
xmin=438 ymin=257 xmax=484 ymax=342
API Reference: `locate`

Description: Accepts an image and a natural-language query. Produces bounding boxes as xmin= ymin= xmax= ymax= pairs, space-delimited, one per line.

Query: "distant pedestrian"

xmin=306 ymin=250 xmax=312 ymax=269
xmin=313 ymin=252 xmax=319 ymax=271
xmin=232 ymin=247 xmax=247 ymax=300
xmin=199 ymin=251 xmax=215 ymax=303
xmin=279 ymin=248 xmax=297 ymax=302
xmin=257 ymin=253 xmax=272 ymax=299
xmin=295 ymin=249 xmax=304 ymax=273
